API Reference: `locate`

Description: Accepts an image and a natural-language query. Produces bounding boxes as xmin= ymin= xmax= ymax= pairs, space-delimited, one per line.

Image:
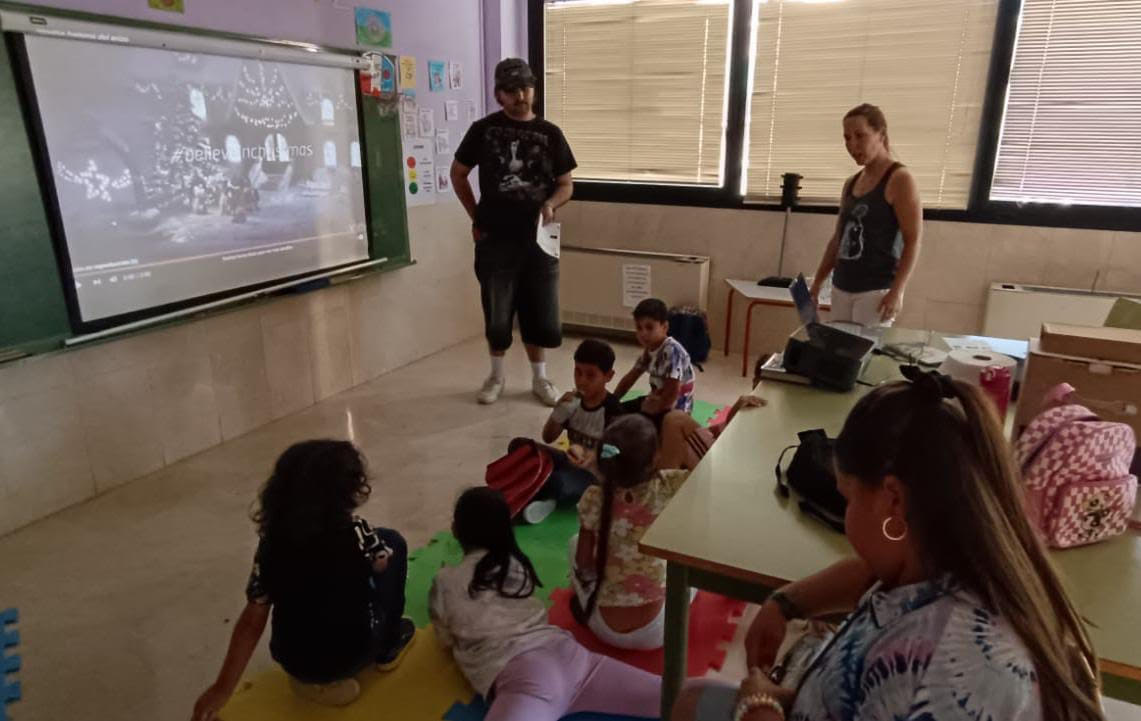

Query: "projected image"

xmin=24 ymin=35 xmax=370 ymax=322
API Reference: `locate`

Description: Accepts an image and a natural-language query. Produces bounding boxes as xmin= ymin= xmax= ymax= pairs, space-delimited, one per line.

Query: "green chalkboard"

xmin=0 ymin=19 xmax=410 ymax=358
xmin=360 ymin=94 xmax=413 ymax=269
xmin=0 ymin=39 xmax=70 ymax=356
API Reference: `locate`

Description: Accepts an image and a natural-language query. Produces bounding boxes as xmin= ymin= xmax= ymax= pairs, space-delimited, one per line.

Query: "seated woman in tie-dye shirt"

xmin=674 ymin=367 xmax=1103 ymax=721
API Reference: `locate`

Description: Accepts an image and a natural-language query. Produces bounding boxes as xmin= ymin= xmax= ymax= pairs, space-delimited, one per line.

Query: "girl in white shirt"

xmin=430 ymin=487 xmax=661 ymax=721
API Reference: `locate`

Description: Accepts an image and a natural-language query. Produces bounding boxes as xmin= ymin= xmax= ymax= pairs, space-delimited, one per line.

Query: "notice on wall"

xmin=402 ymin=137 xmax=436 ymax=207
xmin=401 ymin=100 xmax=418 ymax=138
xmin=427 ymin=59 xmax=446 ymax=92
xmin=418 ymin=107 xmax=435 ymax=137
xmin=398 ymin=55 xmax=417 ymax=91
xmin=435 ymin=128 xmax=451 ymax=155
xmin=622 ymin=264 xmax=652 ymax=308
xmin=435 ymin=167 xmax=452 ymax=194
xmin=354 ymin=7 xmax=392 ymax=48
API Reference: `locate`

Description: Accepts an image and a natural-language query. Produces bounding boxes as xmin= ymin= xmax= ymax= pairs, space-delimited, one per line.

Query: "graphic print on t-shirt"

xmin=484 ymin=125 xmax=555 ymax=204
xmin=840 ymin=203 xmax=868 ymax=261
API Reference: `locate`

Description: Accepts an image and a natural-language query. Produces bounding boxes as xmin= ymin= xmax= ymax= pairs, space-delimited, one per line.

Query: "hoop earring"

xmin=882 ymin=516 xmax=907 ymax=542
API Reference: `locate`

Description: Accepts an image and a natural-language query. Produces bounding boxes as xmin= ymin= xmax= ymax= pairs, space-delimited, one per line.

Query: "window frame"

xmin=528 ymin=0 xmax=1141 ymax=232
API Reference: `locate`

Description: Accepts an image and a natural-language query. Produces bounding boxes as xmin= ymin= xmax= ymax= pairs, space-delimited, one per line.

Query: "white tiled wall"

xmin=558 ymin=201 xmax=1141 ymax=359
xmin=0 ymin=205 xmax=483 ymax=536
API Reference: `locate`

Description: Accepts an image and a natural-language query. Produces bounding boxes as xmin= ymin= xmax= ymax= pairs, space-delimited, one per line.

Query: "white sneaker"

xmin=477 ymin=375 xmax=505 ymax=404
xmin=532 ymin=377 xmax=560 ymax=407
xmin=522 ymin=498 xmax=557 ymax=524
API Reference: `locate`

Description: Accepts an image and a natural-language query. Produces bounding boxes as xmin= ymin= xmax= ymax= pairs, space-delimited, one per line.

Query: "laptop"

xmin=788 ymin=275 xmax=875 ymax=361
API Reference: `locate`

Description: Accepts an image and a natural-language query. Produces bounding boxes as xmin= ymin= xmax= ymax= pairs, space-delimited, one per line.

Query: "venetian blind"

xmin=544 ymin=0 xmax=731 ymax=184
xmin=745 ymin=0 xmax=998 ymax=208
xmin=990 ymin=0 xmax=1141 ymax=207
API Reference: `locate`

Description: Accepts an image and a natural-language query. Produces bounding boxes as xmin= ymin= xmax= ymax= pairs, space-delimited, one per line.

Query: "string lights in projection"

xmin=55 ymin=160 xmax=132 ymax=202
xmin=232 ymin=63 xmax=299 ymax=130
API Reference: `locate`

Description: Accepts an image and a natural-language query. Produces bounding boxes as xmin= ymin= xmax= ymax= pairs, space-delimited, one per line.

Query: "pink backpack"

xmin=1016 ymin=400 xmax=1137 ymax=548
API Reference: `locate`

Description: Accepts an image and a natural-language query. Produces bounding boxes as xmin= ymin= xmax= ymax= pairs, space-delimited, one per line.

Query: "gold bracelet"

xmin=733 ymin=692 xmax=785 ymax=721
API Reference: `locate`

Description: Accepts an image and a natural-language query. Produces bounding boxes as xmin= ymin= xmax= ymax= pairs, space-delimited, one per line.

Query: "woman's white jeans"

xmin=828 ymin=287 xmax=895 ymax=328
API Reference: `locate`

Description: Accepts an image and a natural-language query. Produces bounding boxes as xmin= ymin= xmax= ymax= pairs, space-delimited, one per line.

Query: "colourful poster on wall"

xmin=427 ymin=60 xmax=446 ymax=92
xmin=355 ymin=7 xmax=392 ymax=48
xmin=148 ymin=0 xmax=184 ymax=12
xmin=436 ymin=167 xmax=452 ymax=194
xmin=398 ymin=56 xmax=417 ymax=91
xmin=379 ymin=54 xmax=397 ymax=94
xmin=402 ymin=137 xmax=436 ymax=207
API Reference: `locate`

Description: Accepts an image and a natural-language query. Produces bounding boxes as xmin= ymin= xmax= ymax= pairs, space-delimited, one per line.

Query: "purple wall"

xmin=27 ymin=0 xmax=477 ymax=55
xmin=482 ymin=0 xmax=528 ymax=112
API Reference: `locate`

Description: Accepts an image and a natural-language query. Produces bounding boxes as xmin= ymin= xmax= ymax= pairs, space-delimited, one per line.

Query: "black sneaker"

xmin=376 ymin=618 xmax=416 ymax=671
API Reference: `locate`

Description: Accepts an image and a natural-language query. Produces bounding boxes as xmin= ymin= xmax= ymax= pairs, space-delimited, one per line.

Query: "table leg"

xmin=741 ymin=300 xmax=762 ymax=378
xmin=661 ymin=562 xmax=691 ymax=721
xmin=724 ymin=286 xmax=735 ymax=356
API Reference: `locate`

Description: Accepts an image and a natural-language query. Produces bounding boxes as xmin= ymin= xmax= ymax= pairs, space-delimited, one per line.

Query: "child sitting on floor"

xmin=571 ymin=414 xmax=691 ymax=650
xmin=430 ymin=487 xmax=661 ymax=721
xmin=613 ymin=298 xmax=696 ymax=427
xmin=516 ymin=338 xmax=628 ymax=524
xmin=657 ymin=394 xmax=767 ymax=471
xmin=191 ymin=440 xmax=415 ymax=720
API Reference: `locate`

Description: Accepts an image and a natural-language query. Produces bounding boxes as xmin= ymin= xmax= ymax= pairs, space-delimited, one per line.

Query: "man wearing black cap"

xmin=452 ymin=58 xmax=577 ymax=406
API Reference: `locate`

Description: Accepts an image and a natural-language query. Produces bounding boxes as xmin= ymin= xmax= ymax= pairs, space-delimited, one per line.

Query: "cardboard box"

xmin=1039 ymin=323 xmax=1141 ymax=365
xmin=1015 ymin=338 xmax=1141 ymax=440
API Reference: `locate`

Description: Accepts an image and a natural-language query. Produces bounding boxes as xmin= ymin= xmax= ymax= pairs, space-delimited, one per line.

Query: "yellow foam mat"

xmin=220 ymin=625 xmax=474 ymax=721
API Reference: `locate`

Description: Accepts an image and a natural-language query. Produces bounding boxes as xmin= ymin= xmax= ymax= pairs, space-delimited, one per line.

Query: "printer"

xmin=780 ymin=275 xmax=876 ymax=391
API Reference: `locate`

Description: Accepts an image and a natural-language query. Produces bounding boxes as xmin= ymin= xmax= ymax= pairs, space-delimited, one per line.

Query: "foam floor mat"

xmin=219 ymin=625 xmax=473 ymax=721
xmin=547 ymin=588 xmax=745 ymax=677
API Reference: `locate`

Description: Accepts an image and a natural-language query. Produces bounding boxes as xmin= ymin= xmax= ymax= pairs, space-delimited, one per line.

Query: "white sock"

xmin=531 ymin=361 xmax=547 ymax=381
xmin=490 ymin=355 xmax=505 ymax=380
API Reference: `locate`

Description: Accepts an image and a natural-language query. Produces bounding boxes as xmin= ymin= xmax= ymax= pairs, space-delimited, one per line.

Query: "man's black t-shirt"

xmin=455 ymin=111 xmax=577 ymax=235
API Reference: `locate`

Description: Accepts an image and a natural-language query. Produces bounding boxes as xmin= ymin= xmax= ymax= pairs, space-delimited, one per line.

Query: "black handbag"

xmin=775 ymin=429 xmax=847 ymax=532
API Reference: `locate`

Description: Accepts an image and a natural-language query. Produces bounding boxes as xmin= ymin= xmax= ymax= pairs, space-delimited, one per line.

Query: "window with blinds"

xmin=543 ymin=0 xmax=731 ymax=185
xmin=744 ymin=0 xmax=998 ymax=209
xmin=990 ymin=0 xmax=1141 ymax=208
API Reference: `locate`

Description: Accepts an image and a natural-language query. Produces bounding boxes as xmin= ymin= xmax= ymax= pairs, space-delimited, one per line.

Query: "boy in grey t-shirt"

xmin=516 ymin=339 xmax=626 ymax=523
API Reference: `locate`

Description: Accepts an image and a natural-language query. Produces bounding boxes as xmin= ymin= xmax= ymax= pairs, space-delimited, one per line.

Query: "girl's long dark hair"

xmin=251 ymin=440 xmax=371 ymax=591
xmin=452 ymin=487 xmax=541 ymax=599
xmin=577 ymin=414 xmax=658 ymax=623
xmin=835 ymin=368 xmax=1102 ymax=721
xmin=252 ymin=439 xmax=370 ymax=544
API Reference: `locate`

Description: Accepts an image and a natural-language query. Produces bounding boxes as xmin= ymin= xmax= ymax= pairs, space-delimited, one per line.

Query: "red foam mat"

xmin=547 ymin=588 xmax=745 ymax=677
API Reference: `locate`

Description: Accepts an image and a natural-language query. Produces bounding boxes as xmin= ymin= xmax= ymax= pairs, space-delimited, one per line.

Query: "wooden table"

xmin=723 ymin=279 xmax=831 ymax=378
xmin=640 ymin=328 xmax=1141 ymax=717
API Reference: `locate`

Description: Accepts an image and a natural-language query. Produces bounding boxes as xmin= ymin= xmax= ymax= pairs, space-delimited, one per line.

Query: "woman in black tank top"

xmin=810 ymin=104 xmax=923 ymax=326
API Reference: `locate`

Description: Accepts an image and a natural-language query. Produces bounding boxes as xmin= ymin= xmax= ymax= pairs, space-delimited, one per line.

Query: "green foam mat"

xmin=620 ymin=391 xmax=723 ymax=427
xmin=404 ymin=396 xmax=726 ymax=627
